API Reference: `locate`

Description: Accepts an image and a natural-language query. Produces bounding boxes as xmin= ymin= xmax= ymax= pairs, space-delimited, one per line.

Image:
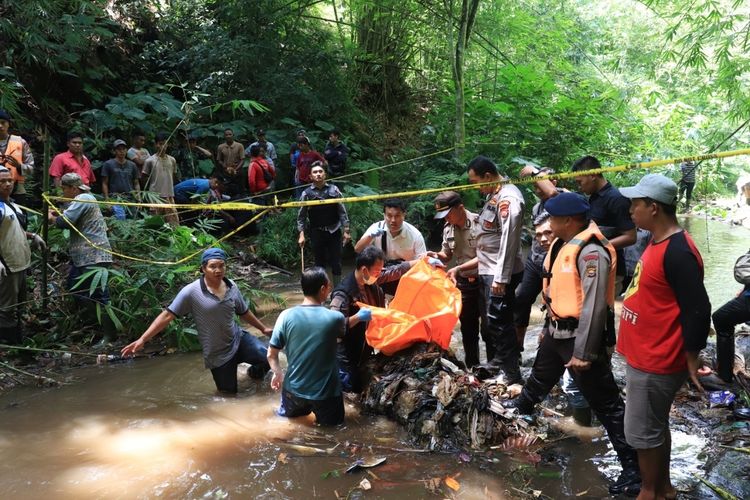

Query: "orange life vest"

xmin=542 ymin=221 xmax=616 ymax=321
xmin=0 ymin=135 xmax=25 ymax=183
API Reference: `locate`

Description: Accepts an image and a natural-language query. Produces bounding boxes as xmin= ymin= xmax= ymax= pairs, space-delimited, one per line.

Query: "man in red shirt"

xmin=294 ymin=137 xmax=326 ymax=198
xmin=618 ymin=174 xmax=711 ymax=500
xmin=49 ymin=132 xmax=96 ymax=188
xmin=247 ymin=144 xmax=275 ymax=198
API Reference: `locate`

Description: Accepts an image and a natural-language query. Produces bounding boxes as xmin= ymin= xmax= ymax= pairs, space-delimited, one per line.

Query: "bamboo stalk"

xmin=718 ymin=444 xmax=750 ymax=454
xmin=693 ymin=474 xmax=738 ymax=500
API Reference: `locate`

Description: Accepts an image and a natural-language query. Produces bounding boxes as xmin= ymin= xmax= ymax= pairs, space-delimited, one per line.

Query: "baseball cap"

xmin=433 ymin=191 xmax=463 ymax=219
xmin=544 ymin=192 xmax=590 ymax=216
xmin=60 ymin=172 xmax=91 ymax=191
xmin=620 ymin=174 xmax=678 ymax=205
xmin=0 ymin=110 xmax=10 ymax=121
xmin=113 ymin=139 xmax=127 ymax=148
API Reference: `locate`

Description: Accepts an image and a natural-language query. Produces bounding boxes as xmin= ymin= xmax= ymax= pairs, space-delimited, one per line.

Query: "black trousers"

xmin=679 ymin=181 xmax=695 ymax=206
xmin=210 ymin=333 xmax=270 ymax=394
xmin=521 ymin=334 xmax=637 ymax=467
xmin=478 ymin=272 xmax=523 ymax=381
xmin=513 ymin=253 xmax=543 ymax=328
xmin=309 ymin=227 xmax=343 ymax=278
xmin=712 ymin=294 xmax=750 ymax=381
xmin=456 ymin=276 xmax=481 ymax=368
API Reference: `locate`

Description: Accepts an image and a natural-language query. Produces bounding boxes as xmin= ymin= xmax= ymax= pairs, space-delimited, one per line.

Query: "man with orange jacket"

xmin=508 ymin=192 xmax=641 ymax=496
xmin=0 ymin=110 xmax=35 ymax=206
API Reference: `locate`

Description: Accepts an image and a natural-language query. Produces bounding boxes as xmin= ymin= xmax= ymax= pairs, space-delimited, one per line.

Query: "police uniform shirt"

xmin=441 ymin=208 xmax=478 ymax=278
xmin=473 ymin=183 xmax=525 ymax=283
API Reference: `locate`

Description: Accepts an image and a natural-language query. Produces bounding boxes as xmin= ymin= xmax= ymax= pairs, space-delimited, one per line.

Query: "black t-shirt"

xmin=587 ymin=182 xmax=635 ymax=276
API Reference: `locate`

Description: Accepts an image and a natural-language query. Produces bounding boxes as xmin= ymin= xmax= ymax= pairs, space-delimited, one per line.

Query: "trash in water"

xmin=345 ymin=456 xmax=387 ymax=473
xmin=444 ymin=475 xmax=460 ymax=491
xmin=358 ymin=478 xmax=372 ymax=490
xmin=708 ymin=391 xmax=736 ymax=408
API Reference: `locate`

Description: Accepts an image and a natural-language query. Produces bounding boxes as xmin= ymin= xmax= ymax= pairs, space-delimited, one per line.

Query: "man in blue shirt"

xmin=268 ymin=267 xmax=347 ymax=426
xmin=571 ymin=156 xmax=637 ymax=291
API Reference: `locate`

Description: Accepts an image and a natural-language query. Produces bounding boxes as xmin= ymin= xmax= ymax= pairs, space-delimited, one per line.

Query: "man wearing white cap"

xmin=618 ymin=173 xmax=711 ymax=500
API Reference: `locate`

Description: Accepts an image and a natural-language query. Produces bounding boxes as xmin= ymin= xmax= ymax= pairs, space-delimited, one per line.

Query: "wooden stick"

xmin=301 ymin=244 xmax=305 ymax=273
xmin=0 ymin=361 xmax=60 ymax=385
xmin=0 ymin=344 xmax=99 ymax=357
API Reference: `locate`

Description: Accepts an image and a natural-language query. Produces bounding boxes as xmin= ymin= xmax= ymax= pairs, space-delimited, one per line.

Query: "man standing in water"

xmin=467 ymin=156 xmax=525 ymax=382
xmin=268 ymin=267 xmax=347 ymax=426
xmin=618 ymin=174 xmax=711 ymax=500
xmin=121 ymin=248 xmax=273 ymax=394
xmin=297 ymin=163 xmax=351 ymax=286
xmin=509 ymin=192 xmax=641 ymax=496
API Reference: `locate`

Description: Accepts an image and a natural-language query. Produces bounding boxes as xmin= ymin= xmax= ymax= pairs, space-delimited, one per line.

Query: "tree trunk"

xmin=445 ymin=0 xmax=480 ymax=159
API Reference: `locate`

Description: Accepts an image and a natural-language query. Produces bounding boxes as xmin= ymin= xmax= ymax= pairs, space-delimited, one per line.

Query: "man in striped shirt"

xmin=678 ymin=160 xmax=696 ymax=210
xmin=121 ymin=248 xmax=273 ymax=394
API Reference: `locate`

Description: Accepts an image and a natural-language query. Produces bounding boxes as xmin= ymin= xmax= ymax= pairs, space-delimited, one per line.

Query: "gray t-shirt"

xmin=167 ymin=277 xmax=249 ymax=369
xmin=101 ymin=159 xmax=139 ymax=194
xmin=143 ymin=154 xmax=176 ymax=197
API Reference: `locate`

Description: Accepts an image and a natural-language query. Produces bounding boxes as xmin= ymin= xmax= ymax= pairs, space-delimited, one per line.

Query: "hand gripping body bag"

xmin=362 ymin=258 xmax=462 ymax=355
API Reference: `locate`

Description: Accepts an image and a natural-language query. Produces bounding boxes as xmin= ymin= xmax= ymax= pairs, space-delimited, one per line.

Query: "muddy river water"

xmin=0 ymin=216 xmax=747 ymax=499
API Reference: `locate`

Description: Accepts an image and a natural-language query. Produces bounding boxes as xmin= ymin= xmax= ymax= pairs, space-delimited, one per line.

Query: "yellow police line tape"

xmin=255 ymin=146 xmax=458 ymax=199
xmin=45 ymin=191 xmax=270 ymax=265
xmin=42 ymin=147 xmax=750 ymax=213
xmin=41 ymin=146 xmax=459 ymax=211
xmin=37 ymin=147 xmax=750 ymax=265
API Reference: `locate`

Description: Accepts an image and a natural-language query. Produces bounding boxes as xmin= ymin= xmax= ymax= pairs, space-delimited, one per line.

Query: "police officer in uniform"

xmin=467 ymin=156 xmax=525 ymax=383
xmin=430 ymin=191 xmax=482 ymax=368
xmin=510 ymin=192 xmax=641 ymax=496
xmin=298 ymin=164 xmax=351 ymax=286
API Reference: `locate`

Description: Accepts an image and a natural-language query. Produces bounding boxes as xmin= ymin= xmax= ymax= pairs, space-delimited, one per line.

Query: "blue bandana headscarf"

xmin=201 ymin=248 xmax=227 ymax=265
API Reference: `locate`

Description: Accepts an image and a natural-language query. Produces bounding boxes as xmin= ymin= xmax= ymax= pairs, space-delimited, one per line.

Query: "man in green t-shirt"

xmin=268 ymin=267 xmax=349 ymax=426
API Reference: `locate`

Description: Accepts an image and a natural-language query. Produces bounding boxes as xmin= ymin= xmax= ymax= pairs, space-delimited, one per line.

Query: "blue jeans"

xmin=210 ymin=332 xmax=269 ymax=394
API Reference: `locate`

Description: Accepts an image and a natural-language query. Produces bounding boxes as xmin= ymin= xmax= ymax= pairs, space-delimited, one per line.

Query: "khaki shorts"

xmin=624 ymin=364 xmax=687 ymax=449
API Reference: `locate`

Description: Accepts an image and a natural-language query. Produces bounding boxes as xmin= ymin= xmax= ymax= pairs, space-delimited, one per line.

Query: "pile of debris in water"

xmin=362 ymin=343 xmax=546 ymax=451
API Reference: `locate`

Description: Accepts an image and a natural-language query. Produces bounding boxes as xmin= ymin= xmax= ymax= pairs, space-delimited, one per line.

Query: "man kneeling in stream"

xmin=121 ymin=248 xmax=273 ymax=394
xmin=267 ymin=268 xmax=347 ymax=426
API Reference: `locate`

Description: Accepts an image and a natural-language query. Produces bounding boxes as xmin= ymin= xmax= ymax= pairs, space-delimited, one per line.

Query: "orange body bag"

xmin=362 ymin=258 xmax=462 ymax=355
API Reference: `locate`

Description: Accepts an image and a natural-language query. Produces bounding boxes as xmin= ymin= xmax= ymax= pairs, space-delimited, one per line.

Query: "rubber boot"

xmin=716 ymin=330 xmax=735 ymax=383
xmin=99 ymin=312 xmax=118 ymax=346
xmin=503 ymin=392 xmax=535 ymax=415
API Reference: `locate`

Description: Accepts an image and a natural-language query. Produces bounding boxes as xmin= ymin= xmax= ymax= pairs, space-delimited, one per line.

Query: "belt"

xmin=456 ymin=275 xmax=477 ymax=283
xmin=550 ymin=317 xmax=579 ymax=331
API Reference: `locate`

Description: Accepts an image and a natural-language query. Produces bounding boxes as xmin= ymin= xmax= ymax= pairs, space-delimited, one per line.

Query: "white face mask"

xmin=363 ymin=270 xmax=378 ymax=285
